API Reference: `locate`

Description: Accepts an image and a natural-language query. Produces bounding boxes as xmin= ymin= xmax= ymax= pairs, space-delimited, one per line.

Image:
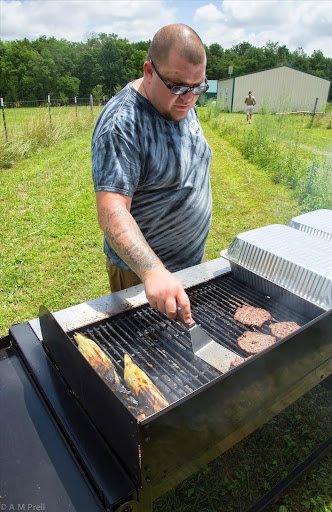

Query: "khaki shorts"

xmin=106 ymin=252 xmax=207 ymax=293
xmin=106 ymin=258 xmax=142 ymax=293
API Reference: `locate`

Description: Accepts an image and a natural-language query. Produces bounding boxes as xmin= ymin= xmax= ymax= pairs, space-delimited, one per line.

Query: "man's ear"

xmin=143 ymin=60 xmax=153 ymax=84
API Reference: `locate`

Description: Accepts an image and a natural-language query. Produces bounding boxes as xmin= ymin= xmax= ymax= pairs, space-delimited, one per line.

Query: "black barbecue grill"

xmin=1 ymin=215 xmax=332 ymax=512
xmin=69 ymin=273 xmax=321 ymax=407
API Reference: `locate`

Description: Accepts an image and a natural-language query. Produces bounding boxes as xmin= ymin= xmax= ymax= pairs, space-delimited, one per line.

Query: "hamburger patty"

xmin=238 ymin=331 xmax=276 ymax=354
xmin=234 ymin=305 xmax=271 ymax=327
xmin=269 ymin=321 xmax=300 ymax=339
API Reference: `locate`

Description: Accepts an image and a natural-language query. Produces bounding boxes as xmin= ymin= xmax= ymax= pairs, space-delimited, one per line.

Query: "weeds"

xmin=198 ymin=103 xmax=332 ymax=210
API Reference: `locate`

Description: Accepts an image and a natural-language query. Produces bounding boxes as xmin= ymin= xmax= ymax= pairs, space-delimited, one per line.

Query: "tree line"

xmin=0 ymin=34 xmax=331 ymax=103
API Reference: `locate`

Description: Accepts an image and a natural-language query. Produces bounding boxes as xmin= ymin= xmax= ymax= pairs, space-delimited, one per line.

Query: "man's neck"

xmin=132 ymin=78 xmax=149 ymax=99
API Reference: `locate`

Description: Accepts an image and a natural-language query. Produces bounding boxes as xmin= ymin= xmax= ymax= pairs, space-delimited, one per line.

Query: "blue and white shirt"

xmin=92 ymin=83 xmax=212 ymax=272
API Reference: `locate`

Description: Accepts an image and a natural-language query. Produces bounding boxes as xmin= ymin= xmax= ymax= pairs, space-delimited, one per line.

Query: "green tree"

xmin=57 ymin=73 xmax=80 ymax=98
xmin=76 ymin=50 xmax=105 ymax=97
xmin=291 ymin=47 xmax=310 ymax=72
xmin=92 ymin=84 xmax=104 ymax=103
xmin=0 ymin=34 xmax=330 ymax=104
xmin=233 ymin=42 xmax=253 ymax=56
xmin=206 ymin=43 xmax=224 ymax=79
xmin=98 ymin=35 xmax=124 ymax=96
xmin=113 ymin=84 xmax=123 ymax=95
xmin=277 ymin=45 xmax=291 ymax=65
xmin=309 ymin=50 xmax=330 ymax=77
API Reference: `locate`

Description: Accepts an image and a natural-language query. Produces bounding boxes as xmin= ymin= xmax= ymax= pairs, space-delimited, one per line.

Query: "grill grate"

xmin=70 ymin=273 xmax=319 ymax=408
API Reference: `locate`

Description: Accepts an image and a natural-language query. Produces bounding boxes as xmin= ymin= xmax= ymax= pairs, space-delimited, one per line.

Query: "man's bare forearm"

xmin=101 ymin=204 xmax=162 ymax=278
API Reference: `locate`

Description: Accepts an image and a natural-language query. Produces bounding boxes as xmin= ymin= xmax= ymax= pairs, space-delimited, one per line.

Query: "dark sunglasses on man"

xmin=150 ymin=58 xmax=209 ymax=96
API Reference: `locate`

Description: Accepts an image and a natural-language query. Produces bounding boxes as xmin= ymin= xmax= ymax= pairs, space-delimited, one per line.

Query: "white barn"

xmin=217 ymin=65 xmax=331 ymax=113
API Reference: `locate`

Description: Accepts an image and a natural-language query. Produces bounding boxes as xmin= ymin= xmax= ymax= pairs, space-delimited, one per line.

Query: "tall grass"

xmin=0 ymin=106 xmax=102 ymax=169
xmin=198 ymin=103 xmax=332 ymax=210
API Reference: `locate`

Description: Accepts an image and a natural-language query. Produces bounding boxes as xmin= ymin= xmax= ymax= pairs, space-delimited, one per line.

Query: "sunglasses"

xmin=150 ymin=58 xmax=209 ymax=96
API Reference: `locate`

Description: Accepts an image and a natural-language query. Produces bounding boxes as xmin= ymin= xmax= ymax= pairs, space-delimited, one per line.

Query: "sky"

xmin=1 ymin=0 xmax=332 ymax=58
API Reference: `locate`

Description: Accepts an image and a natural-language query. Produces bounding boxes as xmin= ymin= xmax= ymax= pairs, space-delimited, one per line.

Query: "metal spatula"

xmin=177 ymin=307 xmax=243 ymax=373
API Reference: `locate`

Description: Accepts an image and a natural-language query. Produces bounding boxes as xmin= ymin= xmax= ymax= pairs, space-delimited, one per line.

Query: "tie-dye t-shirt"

xmin=91 ymin=83 xmax=212 ymax=272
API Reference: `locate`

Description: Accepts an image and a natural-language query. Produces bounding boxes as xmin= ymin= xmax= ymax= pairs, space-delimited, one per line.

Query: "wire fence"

xmin=2 ymin=95 xmax=108 ymax=108
xmin=0 ymin=95 xmax=108 ymax=140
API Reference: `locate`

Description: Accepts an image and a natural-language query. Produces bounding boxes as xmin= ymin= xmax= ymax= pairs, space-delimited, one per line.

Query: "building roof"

xmin=217 ymin=64 xmax=331 ymax=83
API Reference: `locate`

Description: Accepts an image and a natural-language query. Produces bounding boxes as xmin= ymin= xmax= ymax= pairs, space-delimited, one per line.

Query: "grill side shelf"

xmin=39 ymin=306 xmax=141 ymax=487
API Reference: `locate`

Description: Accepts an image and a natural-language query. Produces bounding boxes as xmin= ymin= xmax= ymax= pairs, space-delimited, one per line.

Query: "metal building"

xmin=205 ymin=79 xmax=218 ymax=100
xmin=217 ymin=65 xmax=331 ymax=113
xmin=197 ymin=79 xmax=218 ymax=105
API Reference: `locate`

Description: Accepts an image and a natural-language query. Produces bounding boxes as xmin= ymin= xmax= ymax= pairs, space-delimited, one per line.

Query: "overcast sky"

xmin=1 ymin=0 xmax=332 ymax=58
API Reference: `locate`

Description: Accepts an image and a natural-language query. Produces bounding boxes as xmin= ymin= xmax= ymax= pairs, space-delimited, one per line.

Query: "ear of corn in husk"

xmin=73 ymin=332 xmax=121 ymax=390
xmin=124 ymin=354 xmax=169 ymax=413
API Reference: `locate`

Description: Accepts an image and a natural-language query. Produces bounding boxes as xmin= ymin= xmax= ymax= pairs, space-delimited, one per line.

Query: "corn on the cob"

xmin=73 ymin=332 xmax=120 ymax=389
xmin=124 ymin=354 xmax=169 ymax=412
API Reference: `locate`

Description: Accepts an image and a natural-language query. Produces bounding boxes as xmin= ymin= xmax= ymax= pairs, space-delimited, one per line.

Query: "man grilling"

xmin=91 ymin=24 xmax=212 ymax=326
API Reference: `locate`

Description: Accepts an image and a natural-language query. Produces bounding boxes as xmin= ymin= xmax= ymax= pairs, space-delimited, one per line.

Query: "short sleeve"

xmin=92 ymin=129 xmax=141 ymax=197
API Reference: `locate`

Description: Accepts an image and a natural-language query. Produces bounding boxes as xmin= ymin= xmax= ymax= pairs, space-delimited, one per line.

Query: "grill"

xmin=14 ymin=268 xmax=331 ymax=512
xmin=2 ymin=214 xmax=332 ymax=512
xmin=70 ymin=273 xmax=319 ymax=409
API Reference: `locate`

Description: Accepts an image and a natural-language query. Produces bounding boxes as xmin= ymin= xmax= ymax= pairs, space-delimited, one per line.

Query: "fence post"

xmin=1 ymin=97 xmax=8 ymax=140
xmin=310 ymin=98 xmax=318 ymax=127
xmin=90 ymin=94 xmax=93 ymax=113
xmin=48 ymin=94 xmax=52 ymax=127
xmin=75 ymin=96 xmax=77 ymax=117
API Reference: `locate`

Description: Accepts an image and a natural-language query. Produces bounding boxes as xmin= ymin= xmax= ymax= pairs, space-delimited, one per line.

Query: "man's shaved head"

xmin=147 ymin=24 xmax=206 ymax=67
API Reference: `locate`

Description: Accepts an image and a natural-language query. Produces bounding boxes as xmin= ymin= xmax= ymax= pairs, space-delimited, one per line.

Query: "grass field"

xmin=1 ymin=106 xmax=331 ymax=511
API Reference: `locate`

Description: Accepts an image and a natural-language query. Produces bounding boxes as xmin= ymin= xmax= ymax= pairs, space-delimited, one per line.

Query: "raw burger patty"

xmin=269 ymin=321 xmax=300 ymax=339
xmin=238 ymin=331 xmax=276 ymax=354
xmin=234 ymin=305 xmax=271 ymax=327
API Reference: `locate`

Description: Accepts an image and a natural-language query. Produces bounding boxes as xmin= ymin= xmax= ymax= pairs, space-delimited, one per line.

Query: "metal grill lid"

xmin=222 ymin=224 xmax=332 ymax=310
xmin=288 ymin=209 xmax=332 ymax=242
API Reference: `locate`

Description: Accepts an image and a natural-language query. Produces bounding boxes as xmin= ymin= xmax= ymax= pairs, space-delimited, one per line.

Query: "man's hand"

xmin=143 ymin=266 xmax=193 ymax=324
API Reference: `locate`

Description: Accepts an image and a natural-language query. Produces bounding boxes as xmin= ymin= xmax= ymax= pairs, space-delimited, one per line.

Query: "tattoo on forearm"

xmin=103 ymin=206 xmax=160 ymax=275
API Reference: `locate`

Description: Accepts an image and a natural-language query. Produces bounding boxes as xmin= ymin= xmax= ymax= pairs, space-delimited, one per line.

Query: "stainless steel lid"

xmin=289 ymin=209 xmax=332 ymax=242
xmin=221 ymin=224 xmax=332 ymax=310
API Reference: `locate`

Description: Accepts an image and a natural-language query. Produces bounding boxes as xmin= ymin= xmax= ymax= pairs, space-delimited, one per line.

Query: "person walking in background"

xmin=244 ymin=91 xmax=256 ymax=123
xmin=91 ymin=24 xmax=212 ymax=326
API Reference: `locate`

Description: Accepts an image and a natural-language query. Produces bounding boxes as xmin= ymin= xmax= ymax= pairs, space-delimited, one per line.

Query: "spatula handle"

xmin=177 ymin=305 xmax=196 ymax=329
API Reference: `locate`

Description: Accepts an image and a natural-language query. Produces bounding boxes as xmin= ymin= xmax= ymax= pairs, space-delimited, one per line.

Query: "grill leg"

xmin=137 ymin=485 xmax=153 ymax=512
xmin=245 ymin=434 xmax=332 ymax=512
